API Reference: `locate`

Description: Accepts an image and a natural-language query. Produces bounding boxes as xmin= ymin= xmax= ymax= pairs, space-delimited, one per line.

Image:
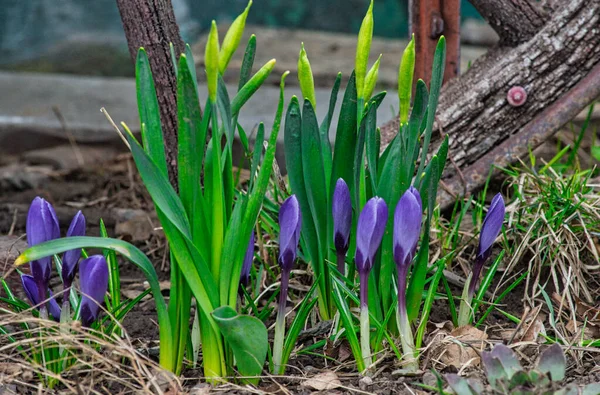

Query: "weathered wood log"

xmin=469 ymin=0 xmax=548 ymax=45
xmin=380 ymin=0 xmax=600 ymax=208
xmin=116 ymin=0 xmax=183 ymax=188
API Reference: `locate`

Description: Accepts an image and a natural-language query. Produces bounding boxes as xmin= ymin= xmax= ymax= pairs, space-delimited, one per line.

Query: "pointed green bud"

xmin=219 ymin=1 xmax=252 ymax=73
xmin=364 ymin=54 xmax=382 ymax=101
xmin=398 ymin=34 xmax=415 ymax=124
xmin=355 ymin=0 xmax=374 ymax=99
xmin=231 ymin=58 xmax=277 ymax=115
xmin=205 ymin=20 xmax=220 ymax=102
xmin=297 ymin=43 xmax=316 ymax=109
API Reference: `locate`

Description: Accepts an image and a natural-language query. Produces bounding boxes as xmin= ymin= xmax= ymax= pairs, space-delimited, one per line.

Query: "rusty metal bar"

xmin=409 ymin=0 xmax=461 ymax=85
xmin=438 ymin=61 xmax=600 ymax=208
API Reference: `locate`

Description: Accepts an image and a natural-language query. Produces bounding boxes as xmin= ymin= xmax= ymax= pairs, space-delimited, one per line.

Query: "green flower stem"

xmin=39 ymin=305 xmax=48 ymax=321
xmin=199 ymin=309 xmax=225 ymax=382
xmin=457 ymin=272 xmax=474 ymax=327
xmin=396 ymin=266 xmax=417 ymax=371
xmin=60 ymin=300 xmax=71 ymax=323
xmin=273 ymin=269 xmax=289 ymax=374
xmin=359 ymin=271 xmax=371 ymax=371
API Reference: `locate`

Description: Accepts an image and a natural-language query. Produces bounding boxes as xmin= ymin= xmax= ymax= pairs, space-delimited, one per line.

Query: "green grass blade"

xmin=176 ymin=55 xmax=203 ymax=234
xmin=319 ymin=72 xmax=342 ymax=190
xmin=415 ymin=260 xmax=444 ymax=349
xmin=238 ymin=35 xmax=257 ymax=90
xmin=135 ymin=49 xmax=168 ymax=178
xmin=100 ymin=219 xmax=120 ymax=312
xmin=331 ymin=72 xmax=358 ymax=195
xmin=281 ymin=280 xmax=319 ymax=369
xmin=332 ymin=280 xmax=365 ymax=372
xmin=249 ymin=123 xmax=264 ymax=191
xmin=415 ymin=37 xmax=446 ymax=186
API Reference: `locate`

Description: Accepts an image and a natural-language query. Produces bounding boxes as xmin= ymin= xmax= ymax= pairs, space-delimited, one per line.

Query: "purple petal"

xmin=355 ymin=197 xmax=388 ymax=273
xmin=79 ymin=255 xmax=109 ymax=326
xmin=332 ymin=178 xmax=352 ymax=254
xmin=21 ymin=274 xmax=61 ymax=322
xmin=240 ymin=230 xmax=255 ymax=287
xmin=62 ymin=211 xmax=86 ymax=285
xmin=26 ymin=197 xmax=60 ymax=287
xmin=47 ymin=290 xmax=62 ymax=322
xmin=21 ymin=274 xmax=41 ymax=307
xmin=393 ymin=188 xmax=423 ymax=268
xmin=278 ymin=195 xmax=302 ymax=271
xmin=477 ymin=193 xmax=505 ymax=260
xmin=408 ymin=186 xmax=423 ymax=212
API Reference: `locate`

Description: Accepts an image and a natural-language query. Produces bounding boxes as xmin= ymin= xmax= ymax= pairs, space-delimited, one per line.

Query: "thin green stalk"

xmin=457 ymin=272 xmax=473 ymax=327
xmin=210 ymin=102 xmax=225 ymax=280
xmin=396 ymin=266 xmax=417 ymax=371
xmin=273 ymin=270 xmax=289 ymax=374
xmin=359 ymin=271 xmax=371 ymax=371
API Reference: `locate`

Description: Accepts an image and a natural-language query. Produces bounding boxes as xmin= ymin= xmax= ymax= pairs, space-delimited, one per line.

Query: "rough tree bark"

xmin=116 ymin=0 xmax=184 ymax=188
xmin=380 ymin=0 xmax=600 ymax=207
xmin=469 ymin=0 xmax=548 ymax=45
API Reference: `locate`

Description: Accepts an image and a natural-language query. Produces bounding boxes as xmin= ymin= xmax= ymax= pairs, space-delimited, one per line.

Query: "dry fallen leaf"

xmin=302 ymin=371 xmax=342 ymax=391
xmin=437 ymin=325 xmax=488 ymax=369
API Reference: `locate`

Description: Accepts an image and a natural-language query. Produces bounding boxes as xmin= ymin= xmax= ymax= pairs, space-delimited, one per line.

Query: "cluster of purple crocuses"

xmin=270 ymin=178 xmax=505 ymax=370
xmin=21 ymin=197 xmax=109 ymax=327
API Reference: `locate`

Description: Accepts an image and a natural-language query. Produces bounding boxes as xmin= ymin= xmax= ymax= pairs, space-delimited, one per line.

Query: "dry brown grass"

xmin=0 ymin=310 xmax=180 ymax=394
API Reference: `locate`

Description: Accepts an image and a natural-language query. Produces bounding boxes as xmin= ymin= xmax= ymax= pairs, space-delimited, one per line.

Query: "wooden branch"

xmin=468 ymin=0 xmax=548 ymax=45
xmin=116 ymin=0 xmax=184 ymax=188
xmin=379 ymin=0 xmax=600 ymax=207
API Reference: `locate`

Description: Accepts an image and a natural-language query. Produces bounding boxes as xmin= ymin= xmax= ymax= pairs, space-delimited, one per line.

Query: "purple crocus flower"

xmin=79 ymin=255 xmax=109 ymax=327
xmin=61 ymin=211 xmax=86 ymax=296
xmin=393 ymin=187 xmax=423 ymax=330
xmin=332 ymin=178 xmax=352 ymax=275
xmin=468 ymin=193 xmax=505 ymax=297
xmin=26 ymin=197 xmax=60 ymax=318
xmin=355 ymin=197 xmax=388 ymax=307
xmin=278 ymin=195 xmax=302 ymax=272
xmin=273 ymin=195 xmax=302 ymax=373
xmin=393 ymin=187 xmax=423 ymax=268
xmin=21 ymin=274 xmax=61 ymax=321
xmin=355 ymin=197 xmax=388 ymax=276
xmin=239 ymin=230 xmax=255 ymax=288
xmin=355 ymin=196 xmax=387 ymax=370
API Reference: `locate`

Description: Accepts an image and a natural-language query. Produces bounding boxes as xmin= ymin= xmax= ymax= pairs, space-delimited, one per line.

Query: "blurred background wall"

xmin=0 ymin=0 xmax=482 ymax=76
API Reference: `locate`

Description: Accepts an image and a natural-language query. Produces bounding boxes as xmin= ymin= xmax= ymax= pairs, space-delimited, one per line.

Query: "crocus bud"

xmin=398 ymin=35 xmax=415 ymax=124
xmin=355 ymin=196 xmax=388 ymax=275
xmin=219 ymin=1 xmax=252 ymax=73
xmin=79 ymin=255 xmax=109 ymax=327
xmin=21 ymin=274 xmax=61 ymax=321
xmin=278 ymin=195 xmax=302 ymax=272
xmin=364 ymin=54 xmax=382 ymax=101
xmin=468 ymin=193 xmax=505 ymax=297
xmin=355 ymin=0 xmax=374 ymax=99
xmin=393 ymin=187 xmax=423 ymax=269
xmin=205 ymin=20 xmax=220 ymax=102
xmin=239 ymin=230 xmax=255 ymax=288
xmin=333 ymin=178 xmax=352 ymax=255
xmin=26 ymin=197 xmax=60 ymax=306
xmin=297 ymin=43 xmax=316 ymax=109
xmin=62 ymin=211 xmax=86 ymax=290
